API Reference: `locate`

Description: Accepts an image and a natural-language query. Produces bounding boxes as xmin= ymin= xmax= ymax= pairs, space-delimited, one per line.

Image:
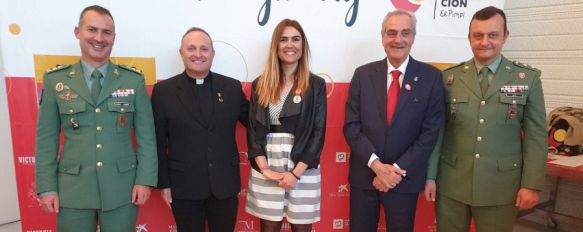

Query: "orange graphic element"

xmin=9 ymin=23 xmax=21 ymax=35
xmin=34 ymin=55 xmax=157 ymax=85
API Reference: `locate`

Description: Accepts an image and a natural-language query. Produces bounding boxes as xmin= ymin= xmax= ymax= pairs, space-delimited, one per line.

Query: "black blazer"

xmin=152 ymin=71 xmax=249 ymax=200
xmin=247 ymin=73 xmax=327 ymax=171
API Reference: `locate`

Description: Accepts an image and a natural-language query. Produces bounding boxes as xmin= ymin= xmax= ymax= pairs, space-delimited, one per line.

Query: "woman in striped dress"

xmin=246 ymin=19 xmax=327 ymax=232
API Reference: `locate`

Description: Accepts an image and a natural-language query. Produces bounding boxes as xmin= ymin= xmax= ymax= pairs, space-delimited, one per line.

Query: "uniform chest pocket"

xmin=58 ymin=102 xmax=86 ymax=133
xmin=446 ymin=94 xmax=470 ymax=123
xmin=107 ymin=102 xmax=135 ymax=132
xmin=498 ymin=93 xmax=526 ymax=125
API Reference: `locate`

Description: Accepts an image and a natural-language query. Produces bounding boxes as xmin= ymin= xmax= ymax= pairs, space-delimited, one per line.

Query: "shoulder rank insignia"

xmin=512 ymin=60 xmax=540 ymax=73
xmin=45 ymin=64 xmax=71 ymax=74
xmin=118 ymin=64 xmax=143 ymax=74
xmin=443 ymin=61 xmax=465 ymax=72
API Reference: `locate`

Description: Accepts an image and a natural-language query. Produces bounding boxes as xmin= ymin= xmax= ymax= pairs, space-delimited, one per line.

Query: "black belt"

xmin=269 ymin=125 xmax=285 ymax=133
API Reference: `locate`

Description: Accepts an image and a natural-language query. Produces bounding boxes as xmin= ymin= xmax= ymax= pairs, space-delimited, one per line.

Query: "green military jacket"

xmin=35 ymin=61 xmax=157 ymax=211
xmin=430 ymin=56 xmax=547 ymax=206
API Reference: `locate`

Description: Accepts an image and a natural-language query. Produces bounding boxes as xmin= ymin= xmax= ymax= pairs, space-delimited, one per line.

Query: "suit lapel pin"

xmin=404 ymin=84 xmax=412 ymax=91
xmin=447 ymin=74 xmax=454 ymax=85
xmin=217 ymin=92 xmax=224 ymax=102
xmin=293 ymin=89 xmax=302 ymax=103
xmin=519 ymin=72 xmax=526 ymax=79
xmin=55 ymin=82 xmax=64 ymax=92
xmin=414 ymin=76 xmax=419 ymax=82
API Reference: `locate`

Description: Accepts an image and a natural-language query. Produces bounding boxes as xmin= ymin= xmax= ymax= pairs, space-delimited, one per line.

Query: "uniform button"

xmin=121 ymin=108 xmax=125 ymax=112
xmin=208 ymin=163 xmax=213 ymax=168
xmin=96 ymin=126 xmax=103 ymax=132
xmin=513 ymin=163 xmax=518 ymax=167
xmin=479 ymin=119 xmax=485 ymax=124
xmin=452 ymin=98 xmax=457 ymax=103
xmin=95 ymin=108 xmax=101 ymax=113
xmin=96 ymin=144 xmax=102 ymax=149
xmin=477 ymin=136 xmax=482 ymax=141
xmin=480 ymin=101 xmax=486 ymax=106
xmin=512 ymin=100 xmax=517 ymax=104
xmin=475 ymin=154 xmax=480 ymax=159
xmin=97 ymin=162 xmax=103 ymax=167
xmin=69 ymin=109 xmax=74 ymax=113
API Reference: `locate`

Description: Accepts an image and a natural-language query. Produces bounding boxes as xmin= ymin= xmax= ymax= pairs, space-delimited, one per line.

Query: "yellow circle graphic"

xmin=9 ymin=24 xmax=21 ymax=35
xmin=553 ymin=129 xmax=567 ymax=142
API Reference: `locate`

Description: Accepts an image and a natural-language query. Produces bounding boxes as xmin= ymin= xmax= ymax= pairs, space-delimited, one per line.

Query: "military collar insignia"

xmin=447 ymin=74 xmax=454 ymax=85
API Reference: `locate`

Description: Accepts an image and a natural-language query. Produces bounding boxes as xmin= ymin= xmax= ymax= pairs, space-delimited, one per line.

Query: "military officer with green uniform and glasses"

xmin=424 ymin=6 xmax=547 ymax=232
xmin=35 ymin=5 xmax=157 ymax=232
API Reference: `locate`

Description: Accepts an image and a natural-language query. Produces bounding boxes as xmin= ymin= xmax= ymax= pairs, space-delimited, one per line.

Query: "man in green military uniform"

xmin=424 ymin=6 xmax=547 ymax=232
xmin=35 ymin=5 xmax=157 ymax=232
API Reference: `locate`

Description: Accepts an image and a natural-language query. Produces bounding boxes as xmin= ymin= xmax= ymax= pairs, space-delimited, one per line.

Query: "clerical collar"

xmin=186 ymin=71 xmax=212 ymax=85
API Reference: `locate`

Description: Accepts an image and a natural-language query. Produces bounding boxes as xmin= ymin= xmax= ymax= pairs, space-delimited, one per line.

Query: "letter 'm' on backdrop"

xmin=1 ymin=1 xmax=504 ymax=231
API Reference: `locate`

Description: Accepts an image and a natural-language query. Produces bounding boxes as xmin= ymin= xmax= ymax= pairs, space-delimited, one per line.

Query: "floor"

xmin=0 ymin=214 xmax=580 ymax=232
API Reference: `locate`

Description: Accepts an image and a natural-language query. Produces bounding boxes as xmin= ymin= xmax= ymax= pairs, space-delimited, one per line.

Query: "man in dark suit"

xmin=36 ymin=5 xmax=158 ymax=232
xmin=344 ymin=10 xmax=445 ymax=232
xmin=151 ymin=27 xmax=249 ymax=232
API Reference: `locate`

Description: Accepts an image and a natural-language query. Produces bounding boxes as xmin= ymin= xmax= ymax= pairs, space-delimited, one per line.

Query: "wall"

xmin=504 ymin=0 xmax=583 ymax=226
xmin=0 ymin=41 xmax=21 ymax=224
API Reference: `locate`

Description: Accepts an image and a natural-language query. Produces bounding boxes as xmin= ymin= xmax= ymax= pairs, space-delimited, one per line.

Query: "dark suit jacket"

xmin=247 ymin=74 xmax=327 ymax=170
xmin=344 ymin=57 xmax=445 ymax=193
xmin=152 ymin=71 xmax=249 ymax=200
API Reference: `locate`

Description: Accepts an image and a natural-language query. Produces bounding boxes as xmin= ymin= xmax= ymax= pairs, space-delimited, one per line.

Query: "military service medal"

xmin=119 ymin=113 xmax=127 ymax=128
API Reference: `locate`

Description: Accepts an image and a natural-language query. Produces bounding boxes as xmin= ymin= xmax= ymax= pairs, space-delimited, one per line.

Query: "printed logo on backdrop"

xmin=434 ymin=0 xmax=468 ymax=19
xmin=136 ymin=224 xmax=149 ymax=232
xmin=240 ymin=151 xmax=250 ymax=165
xmin=19 ymin=156 xmax=36 ymax=165
xmin=333 ymin=219 xmax=349 ymax=230
xmin=335 ymin=152 xmax=348 ymax=163
xmin=391 ymin=0 xmax=425 ymax=12
xmin=329 ymin=183 xmax=349 ymax=197
xmin=257 ymin=0 xmax=360 ymax=26
xmin=238 ymin=220 xmax=258 ymax=232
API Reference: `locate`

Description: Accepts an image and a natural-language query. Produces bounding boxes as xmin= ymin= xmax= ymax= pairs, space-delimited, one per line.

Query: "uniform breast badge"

xmin=119 ymin=113 xmax=127 ymax=127
xmin=55 ymin=83 xmax=64 ymax=92
xmin=508 ymin=100 xmax=518 ymax=119
xmin=70 ymin=118 xmax=79 ymax=130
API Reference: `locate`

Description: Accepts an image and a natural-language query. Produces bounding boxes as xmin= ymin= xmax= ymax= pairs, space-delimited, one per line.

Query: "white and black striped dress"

xmin=245 ymin=89 xmax=321 ymax=224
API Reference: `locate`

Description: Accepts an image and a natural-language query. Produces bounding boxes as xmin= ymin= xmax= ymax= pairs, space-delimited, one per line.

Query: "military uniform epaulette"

xmin=443 ymin=62 xmax=465 ymax=72
xmin=117 ymin=64 xmax=143 ymax=74
xmin=45 ymin=64 xmax=71 ymax=74
xmin=512 ymin=60 xmax=540 ymax=73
